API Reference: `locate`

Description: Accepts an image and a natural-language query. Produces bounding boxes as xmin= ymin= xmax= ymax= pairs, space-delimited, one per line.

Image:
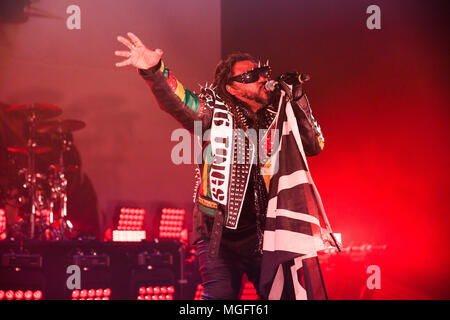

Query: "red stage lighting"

xmin=33 ymin=290 xmax=42 ymax=300
xmin=158 ymin=208 xmax=187 ymax=242
xmin=71 ymin=288 xmax=110 ymax=300
xmin=24 ymin=290 xmax=33 ymax=300
xmin=14 ymin=290 xmax=24 ymax=300
xmin=88 ymin=289 xmax=96 ymax=298
xmin=72 ymin=290 xmax=80 ymax=299
xmin=113 ymin=207 xmax=147 ymax=242
xmin=103 ymin=288 xmax=111 ymax=297
xmin=239 ymin=278 xmax=259 ymax=300
xmin=194 ymin=284 xmax=203 ymax=300
xmin=136 ymin=285 xmax=175 ymax=300
xmin=5 ymin=290 xmax=14 ymax=300
xmin=0 ymin=209 xmax=6 ymax=240
xmin=96 ymin=288 xmax=104 ymax=297
xmin=80 ymin=289 xmax=88 ymax=298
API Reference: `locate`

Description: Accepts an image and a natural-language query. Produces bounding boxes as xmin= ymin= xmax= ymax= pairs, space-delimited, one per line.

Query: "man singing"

xmin=115 ymin=32 xmax=336 ymax=300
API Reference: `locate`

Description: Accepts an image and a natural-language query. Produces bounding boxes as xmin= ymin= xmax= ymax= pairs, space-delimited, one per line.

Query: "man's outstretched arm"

xmin=115 ymin=32 xmax=212 ymax=133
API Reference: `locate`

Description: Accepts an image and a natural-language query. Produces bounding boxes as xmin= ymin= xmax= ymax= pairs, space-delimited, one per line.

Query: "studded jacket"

xmin=139 ymin=60 xmax=325 ymax=256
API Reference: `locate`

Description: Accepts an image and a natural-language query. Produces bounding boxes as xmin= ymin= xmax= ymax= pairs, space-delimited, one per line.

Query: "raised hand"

xmin=115 ymin=32 xmax=163 ymax=70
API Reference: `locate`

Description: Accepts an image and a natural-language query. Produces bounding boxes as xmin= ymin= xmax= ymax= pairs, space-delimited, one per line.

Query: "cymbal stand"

xmin=54 ymin=128 xmax=71 ymax=239
xmin=26 ymin=107 xmax=37 ymax=239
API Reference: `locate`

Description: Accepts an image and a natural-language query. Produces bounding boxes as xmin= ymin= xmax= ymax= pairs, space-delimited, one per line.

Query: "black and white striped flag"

xmin=260 ymin=88 xmax=338 ymax=300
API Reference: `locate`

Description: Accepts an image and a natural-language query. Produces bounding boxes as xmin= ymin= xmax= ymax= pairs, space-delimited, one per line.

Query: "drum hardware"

xmin=4 ymin=103 xmax=85 ymax=240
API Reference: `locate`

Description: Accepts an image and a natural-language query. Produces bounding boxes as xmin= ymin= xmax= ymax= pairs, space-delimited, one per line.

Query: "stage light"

xmin=0 ymin=289 xmax=42 ymax=300
xmin=103 ymin=288 xmax=111 ymax=297
xmin=194 ymin=284 xmax=203 ymax=300
xmin=14 ymin=290 xmax=24 ymax=300
xmin=80 ymin=289 xmax=88 ymax=298
xmin=0 ymin=209 xmax=6 ymax=240
xmin=72 ymin=290 xmax=80 ymax=299
xmin=158 ymin=208 xmax=187 ymax=242
xmin=6 ymin=290 xmax=14 ymax=300
xmin=96 ymin=288 xmax=103 ymax=297
xmin=136 ymin=285 xmax=175 ymax=300
xmin=113 ymin=207 xmax=147 ymax=242
xmin=71 ymin=288 xmax=111 ymax=300
xmin=32 ymin=290 xmax=42 ymax=300
xmin=24 ymin=290 xmax=33 ymax=300
xmin=239 ymin=278 xmax=259 ymax=300
xmin=113 ymin=230 xmax=146 ymax=242
xmin=88 ymin=289 xmax=96 ymax=298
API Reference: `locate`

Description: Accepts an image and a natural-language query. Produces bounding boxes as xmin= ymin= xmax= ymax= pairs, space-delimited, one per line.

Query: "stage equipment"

xmin=4 ymin=103 xmax=86 ymax=240
xmin=0 ymin=210 xmax=6 ymax=240
xmin=71 ymin=288 xmax=111 ymax=300
xmin=0 ymin=239 xmax=186 ymax=300
xmin=130 ymin=239 xmax=186 ymax=300
xmin=136 ymin=285 xmax=175 ymax=300
xmin=158 ymin=208 xmax=187 ymax=243
xmin=112 ymin=207 xmax=147 ymax=242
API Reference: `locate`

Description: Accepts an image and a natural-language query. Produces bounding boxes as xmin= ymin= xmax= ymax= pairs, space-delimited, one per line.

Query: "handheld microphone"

xmin=265 ymin=72 xmax=310 ymax=92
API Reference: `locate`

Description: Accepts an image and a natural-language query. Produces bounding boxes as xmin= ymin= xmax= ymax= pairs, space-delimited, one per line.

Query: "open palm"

xmin=115 ymin=32 xmax=163 ymax=70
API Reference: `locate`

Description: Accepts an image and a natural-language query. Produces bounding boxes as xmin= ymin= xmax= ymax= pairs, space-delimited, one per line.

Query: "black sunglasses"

xmin=228 ymin=66 xmax=271 ymax=84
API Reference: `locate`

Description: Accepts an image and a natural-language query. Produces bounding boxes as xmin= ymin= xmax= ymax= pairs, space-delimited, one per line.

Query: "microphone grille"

xmin=264 ymin=80 xmax=278 ymax=92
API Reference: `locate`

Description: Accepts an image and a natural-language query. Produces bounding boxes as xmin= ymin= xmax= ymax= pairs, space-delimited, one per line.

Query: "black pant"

xmin=195 ymin=231 xmax=262 ymax=300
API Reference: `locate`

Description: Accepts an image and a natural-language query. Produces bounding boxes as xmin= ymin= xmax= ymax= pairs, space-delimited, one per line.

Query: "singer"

xmin=115 ymin=32 xmax=334 ymax=300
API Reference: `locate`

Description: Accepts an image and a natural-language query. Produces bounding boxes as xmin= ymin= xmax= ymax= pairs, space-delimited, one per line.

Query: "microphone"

xmin=265 ymin=72 xmax=310 ymax=92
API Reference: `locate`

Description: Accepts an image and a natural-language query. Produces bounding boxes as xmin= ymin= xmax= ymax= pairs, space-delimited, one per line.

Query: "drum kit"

xmin=2 ymin=103 xmax=86 ymax=240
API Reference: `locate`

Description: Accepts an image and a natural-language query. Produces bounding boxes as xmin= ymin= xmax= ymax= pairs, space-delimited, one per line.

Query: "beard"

xmin=241 ymin=86 xmax=270 ymax=106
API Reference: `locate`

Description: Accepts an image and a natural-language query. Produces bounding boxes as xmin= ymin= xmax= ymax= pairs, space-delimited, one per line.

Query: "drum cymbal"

xmin=6 ymin=103 xmax=62 ymax=120
xmin=36 ymin=119 xmax=86 ymax=133
xmin=7 ymin=146 xmax=52 ymax=155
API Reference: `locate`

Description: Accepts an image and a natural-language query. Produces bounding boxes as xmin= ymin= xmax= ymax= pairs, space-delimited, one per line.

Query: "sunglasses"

xmin=228 ymin=66 xmax=271 ymax=84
